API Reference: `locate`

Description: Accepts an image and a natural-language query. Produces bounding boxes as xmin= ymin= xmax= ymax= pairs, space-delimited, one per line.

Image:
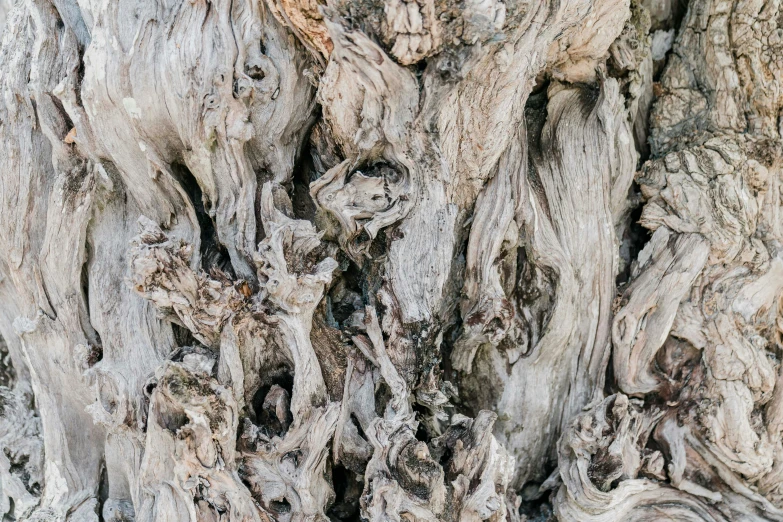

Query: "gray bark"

xmin=0 ymin=0 xmax=781 ymax=520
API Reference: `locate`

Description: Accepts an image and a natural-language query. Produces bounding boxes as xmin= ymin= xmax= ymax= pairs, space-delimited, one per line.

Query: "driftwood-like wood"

xmin=0 ymin=0 xmax=781 ymax=520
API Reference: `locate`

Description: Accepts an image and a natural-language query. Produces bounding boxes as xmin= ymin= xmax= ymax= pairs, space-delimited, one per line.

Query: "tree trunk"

xmin=0 ymin=0 xmax=781 ymax=520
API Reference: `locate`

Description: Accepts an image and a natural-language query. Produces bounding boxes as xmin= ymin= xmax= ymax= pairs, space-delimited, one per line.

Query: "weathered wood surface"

xmin=0 ymin=0 xmax=781 ymax=520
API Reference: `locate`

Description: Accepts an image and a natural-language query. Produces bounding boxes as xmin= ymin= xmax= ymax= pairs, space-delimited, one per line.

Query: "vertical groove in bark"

xmin=0 ymin=0 xmax=781 ymax=520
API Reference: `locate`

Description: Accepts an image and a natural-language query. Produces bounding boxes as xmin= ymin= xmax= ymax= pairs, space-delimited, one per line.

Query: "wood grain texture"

xmin=0 ymin=0 xmax=780 ymax=520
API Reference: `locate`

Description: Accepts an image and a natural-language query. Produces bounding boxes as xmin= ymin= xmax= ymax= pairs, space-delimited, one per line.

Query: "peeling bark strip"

xmin=0 ymin=0 xmax=782 ymax=519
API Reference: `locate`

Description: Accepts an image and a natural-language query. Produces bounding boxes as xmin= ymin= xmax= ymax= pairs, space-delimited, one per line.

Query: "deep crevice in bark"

xmin=171 ymin=162 xmax=235 ymax=277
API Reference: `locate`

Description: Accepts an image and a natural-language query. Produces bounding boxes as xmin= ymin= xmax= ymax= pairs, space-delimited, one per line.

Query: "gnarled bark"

xmin=0 ymin=0 xmax=781 ymax=520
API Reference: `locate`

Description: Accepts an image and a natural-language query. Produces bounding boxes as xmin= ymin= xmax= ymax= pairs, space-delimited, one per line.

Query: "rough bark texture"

xmin=0 ymin=0 xmax=781 ymax=520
